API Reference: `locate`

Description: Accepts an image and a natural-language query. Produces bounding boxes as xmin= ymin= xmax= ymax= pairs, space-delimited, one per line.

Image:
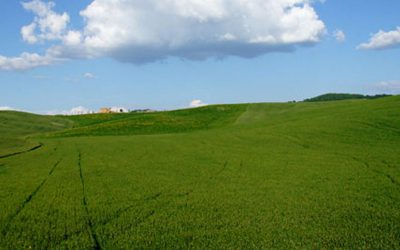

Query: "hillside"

xmin=52 ymin=104 xmax=247 ymax=137
xmin=0 ymin=96 xmax=399 ymax=249
xmin=0 ymin=111 xmax=72 ymax=156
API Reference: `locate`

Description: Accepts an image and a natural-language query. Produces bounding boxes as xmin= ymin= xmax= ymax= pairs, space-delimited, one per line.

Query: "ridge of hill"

xmin=53 ymin=104 xmax=247 ymax=137
xmin=303 ymin=93 xmax=391 ymax=102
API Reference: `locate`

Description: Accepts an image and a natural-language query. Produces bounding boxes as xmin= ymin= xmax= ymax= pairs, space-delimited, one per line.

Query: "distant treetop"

xmin=303 ymin=93 xmax=392 ymax=102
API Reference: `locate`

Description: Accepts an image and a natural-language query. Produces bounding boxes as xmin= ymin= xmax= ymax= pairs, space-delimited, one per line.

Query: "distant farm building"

xmin=99 ymin=108 xmax=112 ymax=114
xmin=99 ymin=107 xmax=128 ymax=114
xmin=111 ymin=107 xmax=129 ymax=113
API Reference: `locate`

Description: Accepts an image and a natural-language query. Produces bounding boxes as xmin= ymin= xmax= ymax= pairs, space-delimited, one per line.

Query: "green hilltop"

xmin=0 ymin=95 xmax=399 ymax=249
xmin=303 ymin=93 xmax=391 ymax=102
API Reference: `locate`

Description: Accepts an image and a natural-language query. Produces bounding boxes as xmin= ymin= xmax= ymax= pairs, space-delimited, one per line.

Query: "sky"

xmin=0 ymin=0 xmax=399 ymax=114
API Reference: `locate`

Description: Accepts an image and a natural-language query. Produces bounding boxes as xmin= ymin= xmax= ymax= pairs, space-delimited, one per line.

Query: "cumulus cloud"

xmin=0 ymin=52 xmax=57 ymax=71
xmin=358 ymin=27 xmax=400 ymax=50
xmin=190 ymin=99 xmax=208 ymax=108
xmin=1 ymin=0 xmax=327 ymax=70
xmin=21 ymin=0 xmax=71 ymax=43
xmin=333 ymin=30 xmax=345 ymax=43
xmin=74 ymin=0 xmax=326 ymax=63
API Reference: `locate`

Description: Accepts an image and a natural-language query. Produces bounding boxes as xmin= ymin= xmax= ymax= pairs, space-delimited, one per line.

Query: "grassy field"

xmin=0 ymin=96 xmax=399 ymax=249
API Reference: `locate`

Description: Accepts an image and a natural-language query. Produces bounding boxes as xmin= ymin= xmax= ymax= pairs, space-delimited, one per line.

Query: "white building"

xmin=110 ymin=107 xmax=129 ymax=113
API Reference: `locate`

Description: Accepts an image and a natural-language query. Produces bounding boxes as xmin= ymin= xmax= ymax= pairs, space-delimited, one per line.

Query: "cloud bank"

xmin=1 ymin=0 xmax=327 ymax=70
xmin=358 ymin=27 xmax=400 ymax=50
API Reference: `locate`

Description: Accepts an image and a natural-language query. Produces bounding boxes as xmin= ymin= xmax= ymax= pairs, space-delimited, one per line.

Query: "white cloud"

xmin=63 ymin=30 xmax=83 ymax=46
xmin=21 ymin=23 xmax=38 ymax=44
xmin=190 ymin=99 xmax=207 ymax=108
xmin=21 ymin=0 xmax=70 ymax=43
xmin=1 ymin=0 xmax=327 ymax=70
xmin=375 ymin=80 xmax=400 ymax=93
xmin=358 ymin=27 xmax=400 ymax=50
xmin=83 ymin=72 xmax=96 ymax=79
xmin=74 ymin=0 xmax=326 ymax=63
xmin=333 ymin=30 xmax=346 ymax=43
xmin=0 ymin=52 xmax=57 ymax=71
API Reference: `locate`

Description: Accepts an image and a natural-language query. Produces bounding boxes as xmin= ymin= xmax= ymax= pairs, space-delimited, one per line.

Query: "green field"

xmin=0 ymin=96 xmax=399 ymax=249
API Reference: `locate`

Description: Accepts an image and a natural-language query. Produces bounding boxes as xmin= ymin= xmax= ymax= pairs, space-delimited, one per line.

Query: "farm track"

xmin=0 ymin=143 xmax=43 ymax=159
xmin=210 ymin=161 xmax=229 ymax=179
xmin=58 ymin=191 xmax=163 ymax=244
xmin=55 ymin=149 xmax=163 ymax=245
xmin=352 ymin=157 xmax=400 ymax=188
xmin=78 ymin=151 xmax=102 ymax=250
xmin=1 ymin=158 xmax=62 ymax=235
xmin=97 ymin=192 xmax=162 ymax=227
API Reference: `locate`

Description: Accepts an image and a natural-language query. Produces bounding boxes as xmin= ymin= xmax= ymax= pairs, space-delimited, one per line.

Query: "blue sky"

xmin=0 ymin=0 xmax=399 ymax=114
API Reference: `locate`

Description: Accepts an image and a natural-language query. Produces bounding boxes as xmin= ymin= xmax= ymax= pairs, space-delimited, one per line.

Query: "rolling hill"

xmin=0 ymin=96 xmax=399 ymax=249
xmin=0 ymin=111 xmax=72 ymax=156
xmin=303 ymin=93 xmax=391 ymax=102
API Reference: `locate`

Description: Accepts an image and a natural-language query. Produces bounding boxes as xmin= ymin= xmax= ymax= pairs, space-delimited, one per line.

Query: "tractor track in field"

xmin=53 ymin=148 xmax=160 ymax=246
xmin=125 ymin=210 xmax=156 ymax=229
xmin=210 ymin=161 xmax=228 ymax=179
xmin=352 ymin=157 xmax=400 ymax=188
xmin=1 ymin=158 xmax=62 ymax=235
xmin=0 ymin=143 xmax=43 ymax=159
xmin=95 ymin=192 xmax=162 ymax=228
xmin=54 ymin=192 xmax=163 ymax=246
xmin=54 ymin=187 xmax=192 ymax=246
xmin=78 ymin=151 xmax=102 ymax=250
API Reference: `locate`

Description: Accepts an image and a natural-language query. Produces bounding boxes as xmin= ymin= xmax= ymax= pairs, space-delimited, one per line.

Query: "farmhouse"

xmin=111 ymin=107 xmax=129 ymax=113
xmin=99 ymin=107 xmax=112 ymax=114
xmin=99 ymin=107 xmax=129 ymax=114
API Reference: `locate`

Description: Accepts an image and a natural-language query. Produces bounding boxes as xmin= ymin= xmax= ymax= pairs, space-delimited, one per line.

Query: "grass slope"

xmin=0 ymin=96 xmax=399 ymax=249
xmin=52 ymin=104 xmax=247 ymax=137
xmin=0 ymin=111 xmax=72 ymax=156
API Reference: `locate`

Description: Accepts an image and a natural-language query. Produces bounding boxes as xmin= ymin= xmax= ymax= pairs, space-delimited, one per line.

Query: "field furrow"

xmin=0 ymin=143 xmax=43 ymax=159
xmin=78 ymin=151 xmax=102 ymax=250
